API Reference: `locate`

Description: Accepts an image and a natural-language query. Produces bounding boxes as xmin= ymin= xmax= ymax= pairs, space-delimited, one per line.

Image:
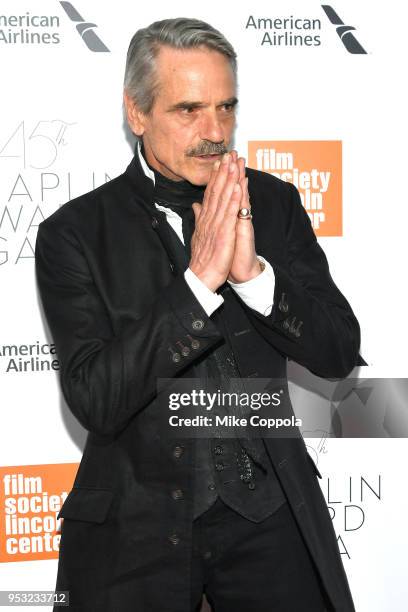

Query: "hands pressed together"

xmin=190 ymin=151 xmax=261 ymax=292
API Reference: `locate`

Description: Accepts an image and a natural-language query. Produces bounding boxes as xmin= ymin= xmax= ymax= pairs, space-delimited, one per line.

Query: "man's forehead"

xmin=154 ymin=44 xmax=236 ymax=101
xmin=155 ymin=43 xmax=231 ymax=66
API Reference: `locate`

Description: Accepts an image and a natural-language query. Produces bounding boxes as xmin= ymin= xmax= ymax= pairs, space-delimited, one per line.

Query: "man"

xmin=35 ymin=17 xmax=362 ymax=612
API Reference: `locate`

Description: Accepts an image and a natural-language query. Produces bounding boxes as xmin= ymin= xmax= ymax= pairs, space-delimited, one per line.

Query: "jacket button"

xmin=215 ymin=462 xmax=224 ymax=471
xmin=248 ymin=482 xmax=256 ymax=490
xmin=181 ymin=346 xmax=190 ymax=357
xmin=214 ymin=445 xmax=224 ymax=455
xmin=278 ymin=293 xmax=289 ymax=313
xmin=171 ymin=489 xmax=184 ymax=500
xmin=169 ymin=533 xmax=180 ymax=545
xmin=283 ymin=318 xmax=290 ymax=330
xmin=208 ymin=483 xmax=216 ymax=491
xmin=288 ymin=318 xmax=298 ymax=334
xmin=172 ymin=352 xmax=181 ymax=363
xmin=151 ymin=217 xmax=159 ymax=229
xmin=173 ymin=446 xmax=184 ymax=458
xmin=294 ymin=321 xmax=303 ymax=337
xmin=186 ymin=335 xmax=200 ymax=350
xmin=192 ymin=319 xmax=204 ymax=331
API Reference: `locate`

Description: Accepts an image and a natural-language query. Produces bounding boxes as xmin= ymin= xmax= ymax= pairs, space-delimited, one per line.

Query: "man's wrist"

xmin=228 ymin=257 xmax=265 ymax=284
xmin=184 ymin=268 xmax=224 ymax=316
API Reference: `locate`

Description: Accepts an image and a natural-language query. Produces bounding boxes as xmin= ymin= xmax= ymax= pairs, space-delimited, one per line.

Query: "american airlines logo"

xmin=59 ymin=1 xmax=109 ymax=52
xmin=321 ymin=5 xmax=367 ymax=54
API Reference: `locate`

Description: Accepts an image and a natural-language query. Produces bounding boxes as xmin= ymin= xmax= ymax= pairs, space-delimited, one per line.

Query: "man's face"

xmin=125 ymin=45 xmax=237 ymax=185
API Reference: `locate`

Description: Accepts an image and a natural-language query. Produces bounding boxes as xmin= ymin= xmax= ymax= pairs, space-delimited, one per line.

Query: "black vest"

xmin=161 ymin=215 xmax=287 ymax=522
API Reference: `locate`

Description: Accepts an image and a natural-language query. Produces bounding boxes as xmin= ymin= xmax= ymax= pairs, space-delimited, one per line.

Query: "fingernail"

xmin=214 ymin=160 xmax=221 ymax=170
xmin=222 ymin=153 xmax=230 ymax=164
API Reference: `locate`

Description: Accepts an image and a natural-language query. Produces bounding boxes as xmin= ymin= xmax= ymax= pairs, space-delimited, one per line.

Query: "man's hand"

xmin=190 ymin=152 xmax=242 ymax=292
xmin=227 ymin=151 xmax=261 ymax=284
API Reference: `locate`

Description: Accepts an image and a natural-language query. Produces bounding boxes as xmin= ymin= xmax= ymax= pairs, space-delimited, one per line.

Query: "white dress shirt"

xmin=137 ymin=142 xmax=275 ymax=317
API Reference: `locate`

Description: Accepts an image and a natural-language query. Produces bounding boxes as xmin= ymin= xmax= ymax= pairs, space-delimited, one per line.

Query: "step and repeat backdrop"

xmin=1 ymin=1 xmax=407 ymax=610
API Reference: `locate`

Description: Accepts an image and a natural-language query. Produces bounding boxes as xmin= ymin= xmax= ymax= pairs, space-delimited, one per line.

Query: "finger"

xmin=237 ymin=173 xmax=248 ymax=207
xmin=191 ymin=202 xmax=202 ymax=222
xmin=237 ymin=156 xmax=245 ymax=184
xmin=224 ymin=182 xmax=242 ymax=222
xmin=205 ymin=152 xmax=236 ymax=218
xmin=203 ymin=153 xmax=229 ymax=210
xmin=213 ymin=159 xmax=240 ymax=222
xmin=200 ymin=158 xmax=221 ymax=210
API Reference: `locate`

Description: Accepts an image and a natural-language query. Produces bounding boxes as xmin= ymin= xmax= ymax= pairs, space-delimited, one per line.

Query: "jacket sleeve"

xmin=237 ymin=181 xmax=362 ymax=378
xmin=35 ymin=220 xmax=222 ymax=436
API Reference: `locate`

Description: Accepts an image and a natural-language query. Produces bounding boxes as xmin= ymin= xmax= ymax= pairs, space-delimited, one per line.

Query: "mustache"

xmin=187 ymin=142 xmax=229 ymax=157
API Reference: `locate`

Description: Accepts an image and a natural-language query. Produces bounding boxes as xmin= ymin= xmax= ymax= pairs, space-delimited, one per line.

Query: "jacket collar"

xmin=124 ymin=141 xmax=155 ymax=202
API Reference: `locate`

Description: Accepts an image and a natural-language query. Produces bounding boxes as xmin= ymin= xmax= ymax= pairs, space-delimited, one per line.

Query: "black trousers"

xmin=191 ymin=497 xmax=333 ymax=612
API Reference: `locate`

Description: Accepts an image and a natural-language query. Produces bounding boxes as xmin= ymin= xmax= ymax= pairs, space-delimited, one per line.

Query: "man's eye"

xmin=222 ymin=104 xmax=235 ymax=112
xmin=181 ymin=107 xmax=196 ymax=114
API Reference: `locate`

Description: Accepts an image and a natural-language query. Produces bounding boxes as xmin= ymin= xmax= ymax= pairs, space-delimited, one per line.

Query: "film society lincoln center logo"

xmin=0 ymin=463 xmax=78 ymax=562
xmin=248 ymin=141 xmax=342 ymax=236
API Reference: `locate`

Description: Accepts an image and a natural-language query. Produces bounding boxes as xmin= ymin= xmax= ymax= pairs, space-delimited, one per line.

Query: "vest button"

xmin=171 ymin=488 xmax=184 ymax=500
xmin=151 ymin=217 xmax=159 ymax=229
xmin=208 ymin=483 xmax=216 ymax=491
xmin=169 ymin=533 xmax=180 ymax=545
xmin=215 ymin=462 xmax=224 ymax=471
xmin=248 ymin=482 xmax=256 ymax=490
xmin=214 ymin=445 xmax=224 ymax=455
xmin=173 ymin=446 xmax=184 ymax=458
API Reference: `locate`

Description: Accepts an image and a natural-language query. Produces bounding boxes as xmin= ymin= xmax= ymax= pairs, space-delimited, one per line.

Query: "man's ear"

xmin=123 ymin=90 xmax=145 ymax=137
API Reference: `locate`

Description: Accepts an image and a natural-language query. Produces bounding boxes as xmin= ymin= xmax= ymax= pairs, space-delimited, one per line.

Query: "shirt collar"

xmin=136 ymin=140 xmax=155 ymax=186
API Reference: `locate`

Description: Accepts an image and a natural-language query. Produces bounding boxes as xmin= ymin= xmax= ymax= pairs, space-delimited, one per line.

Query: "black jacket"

xmin=35 ymin=152 xmax=361 ymax=611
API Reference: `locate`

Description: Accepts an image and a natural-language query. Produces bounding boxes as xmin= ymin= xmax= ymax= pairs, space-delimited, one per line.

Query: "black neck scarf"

xmin=140 ymin=143 xmax=205 ymax=256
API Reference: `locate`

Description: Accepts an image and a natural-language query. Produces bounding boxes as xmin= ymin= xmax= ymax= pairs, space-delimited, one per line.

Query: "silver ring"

xmin=238 ymin=207 xmax=252 ymax=220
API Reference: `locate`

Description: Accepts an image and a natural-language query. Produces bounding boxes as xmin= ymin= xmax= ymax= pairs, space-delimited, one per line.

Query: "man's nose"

xmin=199 ymin=110 xmax=224 ymax=143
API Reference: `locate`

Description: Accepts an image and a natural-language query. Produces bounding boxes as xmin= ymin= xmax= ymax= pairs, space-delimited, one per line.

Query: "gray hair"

xmin=123 ymin=17 xmax=237 ymax=116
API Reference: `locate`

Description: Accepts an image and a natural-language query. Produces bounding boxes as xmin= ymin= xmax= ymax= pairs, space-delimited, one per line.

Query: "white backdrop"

xmin=1 ymin=0 xmax=407 ymax=609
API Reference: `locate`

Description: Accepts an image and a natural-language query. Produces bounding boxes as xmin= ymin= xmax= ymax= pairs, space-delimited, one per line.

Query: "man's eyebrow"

xmin=166 ymin=97 xmax=239 ymax=112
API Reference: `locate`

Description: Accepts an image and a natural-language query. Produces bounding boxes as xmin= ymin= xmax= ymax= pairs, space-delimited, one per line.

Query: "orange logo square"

xmin=0 ymin=463 xmax=78 ymax=563
xmin=248 ymin=141 xmax=342 ymax=236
